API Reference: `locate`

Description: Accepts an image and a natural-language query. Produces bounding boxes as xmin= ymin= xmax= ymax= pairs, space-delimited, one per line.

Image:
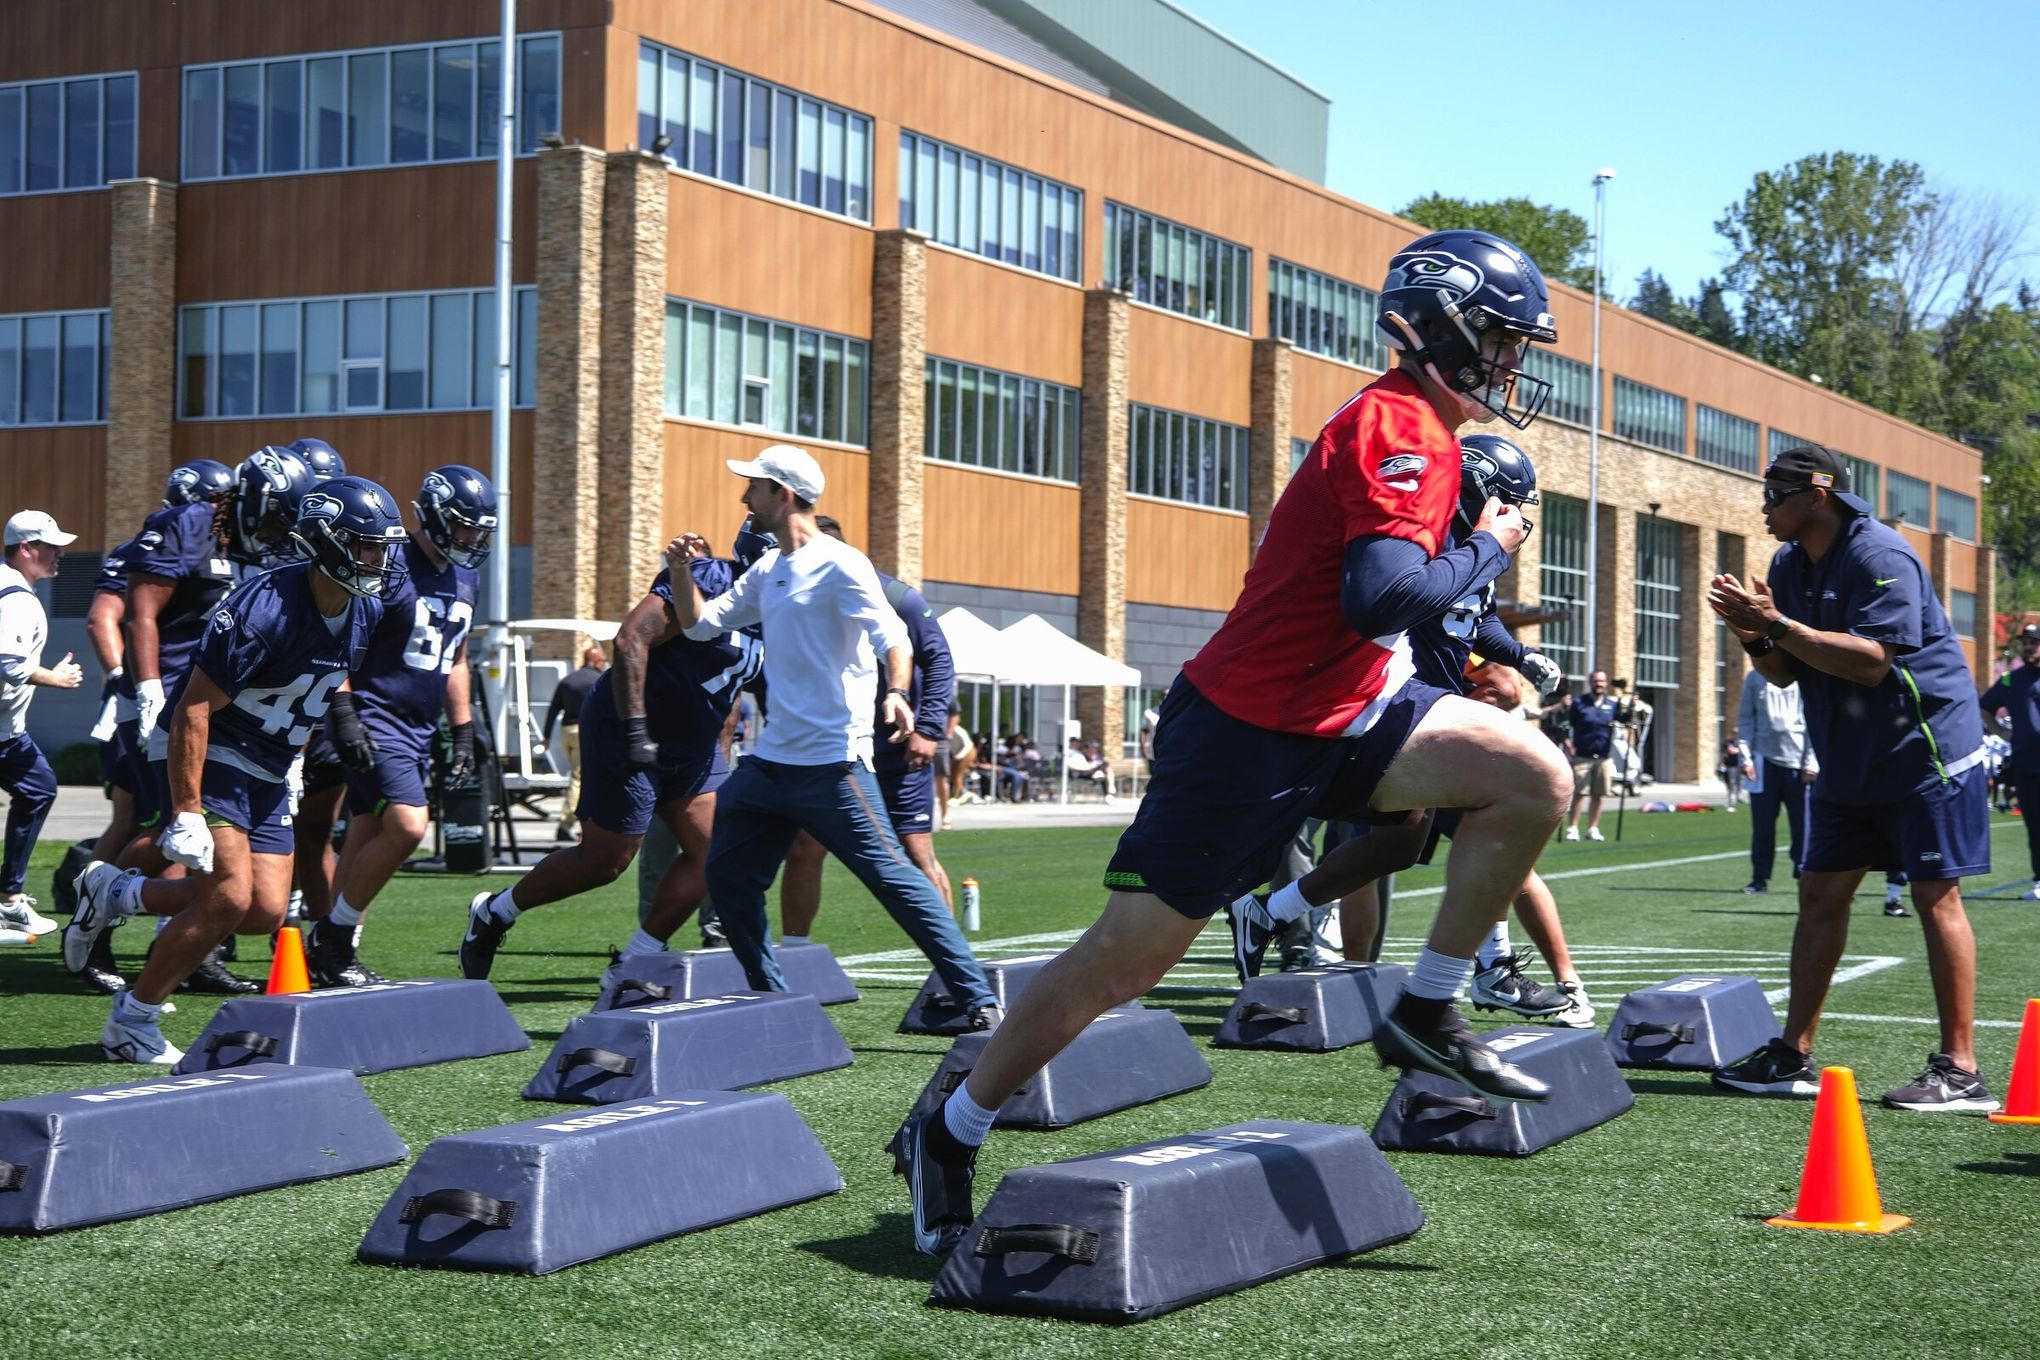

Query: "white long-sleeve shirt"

xmin=0 ymin=563 xmax=47 ymax=740
xmin=684 ymin=533 xmax=909 ymax=766
xmin=1734 ymin=669 xmax=1816 ymax=773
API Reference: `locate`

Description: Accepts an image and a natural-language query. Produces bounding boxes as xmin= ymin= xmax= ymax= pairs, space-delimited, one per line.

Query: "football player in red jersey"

xmin=895 ymin=230 xmax=1575 ymax=1256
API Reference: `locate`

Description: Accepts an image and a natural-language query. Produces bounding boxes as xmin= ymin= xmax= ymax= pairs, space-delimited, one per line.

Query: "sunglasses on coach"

xmin=1761 ymin=482 xmax=1813 ymax=509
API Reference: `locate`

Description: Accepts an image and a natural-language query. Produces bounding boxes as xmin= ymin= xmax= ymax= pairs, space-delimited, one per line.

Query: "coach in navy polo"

xmin=1706 ymin=443 xmax=1997 ymax=1112
xmin=1981 ymin=623 xmax=2040 ymax=898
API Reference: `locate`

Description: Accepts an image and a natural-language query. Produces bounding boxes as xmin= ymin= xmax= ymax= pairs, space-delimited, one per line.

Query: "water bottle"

xmin=0 ymin=926 xmax=36 ymax=946
xmin=960 ymin=877 xmax=981 ymax=932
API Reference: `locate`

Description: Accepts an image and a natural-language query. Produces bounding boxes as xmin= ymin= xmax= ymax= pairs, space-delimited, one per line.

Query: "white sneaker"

xmin=1586 ymin=827 xmax=1606 ymax=842
xmin=101 ymin=1002 xmax=183 ymax=1066
xmin=2028 ymin=880 xmax=2040 ymax=901
xmin=64 ymin=862 xmax=137 ymax=973
xmin=1562 ymin=827 xmax=1580 ymax=842
xmin=0 ymin=894 xmax=58 ymax=936
xmin=1552 ymin=980 xmax=1597 ymax=1029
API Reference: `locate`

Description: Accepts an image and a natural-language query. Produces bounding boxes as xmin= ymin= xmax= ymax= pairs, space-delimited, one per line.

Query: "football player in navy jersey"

xmin=287 ymin=436 xmax=346 ymax=482
xmin=458 ymin=545 xmax=762 ymax=984
xmin=67 ymin=478 xmax=402 ymax=1064
xmin=308 ymin=466 xmax=496 ymax=986
xmin=279 ymin=436 xmax=352 ymax=923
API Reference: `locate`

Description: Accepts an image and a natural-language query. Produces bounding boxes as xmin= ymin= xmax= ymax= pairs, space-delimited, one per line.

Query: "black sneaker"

xmin=1227 ymin=892 xmax=1275 ymax=983
xmin=966 ymin=1004 xmax=1004 ymax=1032
xmin=1279 ymin=945 xmax=1315 ymax=973
xmin=1712 ymin=1038 xmax=1819 ymax=1097
xmin=896 ymin=1111 xmax=977 ymax=1256
xmin=79 ymin=932 xmax=125 ymax=995
xmin=1376 ymin=1004 xmax=1550 ymax=1104
xmin=460 ymin=891 xmax=511 ymax=980
xmin=1883 ymin=1053 xmax=2000 ymax=1113
xmin=1883 ymin=897 xmax=1910 ymax=917
xmin=700 ymin=921 xmax=729 ymax=949
xmin=183 ymin=951 xmax=262 ymax=994
xmin=306 ymin=920 xmax=388 ymax=988
xmin=1470 ymin=950 xmax=1569 ymax=1018
xmin=1742 ymin=882 xmax=1767 ymax=895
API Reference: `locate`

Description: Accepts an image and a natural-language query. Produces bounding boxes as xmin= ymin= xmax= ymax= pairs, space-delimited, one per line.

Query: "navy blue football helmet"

xmin=1378 ymin=229 xmax=1558 ymax=429
xmin=1457 ymin=434 xmax=1540 ymax=535
xmin=732 ymin=515 xmax=777 ymax=573
xmin=163 ymin=459 xmax=236 ymax=508
xmin=288 ymin=437 xmax=346 ymax=482
xmin=232 ymin=447 xmax=318 ymax=563
xmin=292 ymin=476 xmax=407 ymax=598
xmin=413 ymin=465 xmax=498 ymax=568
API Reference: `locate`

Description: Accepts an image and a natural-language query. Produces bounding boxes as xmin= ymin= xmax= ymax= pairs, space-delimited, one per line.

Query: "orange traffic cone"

xmin=266 ymin=926 xmax=311 ymax=995
xmin=1990 ymin=999 xmax=2040 ymax=1125
xmin=1766 ymin=1066 xmax=1909 ymax=1233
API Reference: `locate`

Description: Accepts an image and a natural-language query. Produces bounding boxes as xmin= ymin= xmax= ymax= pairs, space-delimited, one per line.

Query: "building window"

xmin=0 ymin=72 xmax=137 ymax=195
xmin=1103 ymin=202 xmax=1250 ymax=331
xmin=1635 ymin=515 xmax=1683 ymax=688
xmin=1267 ymin=258 xmax=1384 ymax=370
xmin=1886 ymin=471 xmax=1932 ymax=527
xmin=1695 ymin=404 xmax=1758 ymax=475
xmin=1937 ymin=487 xmax=1978 ymax=541
xmin=1840 ymin=453 xmax=1880 ymax=513
xmin=178 ymin=288 xmax=534 ymax=418
xmin=1613 ymin=376 xmax=1685 ymax=453
xmin=639 ymin=41 xmax=871 ymax=222
xmin=0 ymin=310 xmax=109 ymax=425
xmin=1538 ymin=493 xmax=1588 ymax=679
xmin=1122 ymin=683 xmax=1169 ymax=761
xmin=1520 ymin=348 xmax=1593 ymax=428
xmin=182 ymin=35 xmax=559 ymax=181
xmin=1951 ymin=588 xmax=1977 ymax=639
xmin=898 ymin=132 xmax=1080 ymax=282
xmin=664 ymin=299 xmax=866 ymax=446
xmin=1291 ymin=436 xmax=1312 ymax=473
xmin=923 ymin=358 xmax=1078 ymax=482
xmin=1127 ymin=403 xmax=1248 ymax=511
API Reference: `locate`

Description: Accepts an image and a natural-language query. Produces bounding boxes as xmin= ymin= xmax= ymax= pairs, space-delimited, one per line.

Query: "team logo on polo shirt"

xmin=1377 ymin=453 xmax=1427 ymax=492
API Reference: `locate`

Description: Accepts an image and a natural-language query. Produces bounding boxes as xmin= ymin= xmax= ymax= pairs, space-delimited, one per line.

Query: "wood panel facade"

xmin=0 ymin=427 xmax=108 ymax=539
xmin=1126 ymin=496 xmax=1248 ymax=611
xmin=661 ymin=418 xmax=870 ymax=550
xmin=921 ymin=462 xmax=1080 ymax=596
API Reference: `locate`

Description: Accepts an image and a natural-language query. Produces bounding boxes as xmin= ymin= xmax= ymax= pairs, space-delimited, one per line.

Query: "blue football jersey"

xmin=127 ymin=502 xmax=235 ymax=689
xmin=603 ymin=557 xmax=762 ymax=754
xmin=349 ymin=537 xmax=478 ymax=740
xmin=181 ymin=563 xmax=381 ymax=781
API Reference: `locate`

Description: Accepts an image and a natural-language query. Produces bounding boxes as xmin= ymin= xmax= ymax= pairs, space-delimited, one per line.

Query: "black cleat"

xmin=307 ymin=919 xmax=388 ymax=988
xmin=700 ymin=920 xmax=729 ymax=949
xmin=79 ymin=932 xmax=126 ymax=995
xmin=897 ymin=1111 xmax=977 ymax=1256
xmin=1377 ymin=1004 xmax=1550 ymax=1104
xmin=1227 ymin=892 xmax=1275 ymax=983
xmin=460 ymin=891 xmax=511 ymax=980
xmin=1711 ymin=1038 xmax=1819 ymax=1098
xmin=965 ymin=1004 xmax=1004 ymax=1032
xmin=183 ymin=952 xmax=262 ymax=995
xmin=1470 ymin=950 xmax=1570 ymax=1017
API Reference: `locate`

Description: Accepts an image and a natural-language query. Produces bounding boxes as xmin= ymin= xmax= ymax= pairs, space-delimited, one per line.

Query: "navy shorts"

xmin=100 ymin=718 xmax=140 ymax=796
xmin=195 ymin=759 xmax=294 ymax=856
xmin=1417 ymin=808 xmax=1463 ymax=866
xmin=576 ymin=705 xmax=728 ymax=838
xmin=1801 ymin=766 xmax=1990 ymax=881
xmin=301 ymin=726 xmax=348 ymax=797
xmin=876 ymin=763 xmax=936 ymax=840
xmin=345 ymin=721 xmax=431 ymax=815
xmin=1104 ymin=675 xmax=1448 ymax=918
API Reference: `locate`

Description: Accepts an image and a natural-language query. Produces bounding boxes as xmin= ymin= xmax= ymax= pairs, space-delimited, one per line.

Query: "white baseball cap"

xmin=4 ymin=511 xmax=77 ymax=547
xmin=725 ymin=444 xmax=825 ymax=503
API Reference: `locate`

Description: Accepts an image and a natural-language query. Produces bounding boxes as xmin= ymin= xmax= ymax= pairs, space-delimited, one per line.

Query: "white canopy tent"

xmin=993 ymin=614 xmax=1142 ymax=802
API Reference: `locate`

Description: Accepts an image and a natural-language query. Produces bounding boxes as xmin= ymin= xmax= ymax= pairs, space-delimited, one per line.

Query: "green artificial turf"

xmin=1 ymin=811 xmax=2036 ymax=1360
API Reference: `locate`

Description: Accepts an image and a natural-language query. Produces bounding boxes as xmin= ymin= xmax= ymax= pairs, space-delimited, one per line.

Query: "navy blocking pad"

xmin=524 ymin=992 xmax=853 ymax=1103
xmin=0 ymin=1065 xmax=407 ymax=1234
xmin=1212 ymin=962 xmax=1408 ymax=1051
xmin=1372 ymin=1025 xmax=1635 ymax=1157
xmin=1603 ymin=974 xmax=1783 ymax=1070
xmin=930 ymin=1120 xmax=1422 ymax=1323
xmin=898 ymin=953 xmax=1087 ymax=1035
xmin=358 ymin=1090 xmax=842 ymax=1274
xmin=172 ymin=978 xmax=530 ymax=1077
xmin=595 ymin=942 xmax=858 ymax=1010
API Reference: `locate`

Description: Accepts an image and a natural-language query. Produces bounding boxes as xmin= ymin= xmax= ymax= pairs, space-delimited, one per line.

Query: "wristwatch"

xmin=1764 ymin=617 xmax=1791 ymax=642
xmin=1742 ymin=636 xmax=1775 ymax=658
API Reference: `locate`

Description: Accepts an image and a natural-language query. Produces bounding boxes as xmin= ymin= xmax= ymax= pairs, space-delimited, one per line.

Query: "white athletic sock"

xmin=622 ymin=928 xmax=666 ymax=959
xmin=779 ymin=934 xmax=810 ymax=946
xmin=328 ymin=896 xmax=363 ymax=928
xmin=1264 ymin=880 xmax=1314 ymax=925
xmin=1475 ymin=922 xmax=1512 ymax=969
xmin=152 ymin=909 xmax=169 ymax=934
xmin=488 ymin=887 xmax=521 ymax=924
xmin=116 ymin=991 xmax=162 ymax=1023
xmin=1407 ymin=947 xmax=1476 ymax=1003
xmin=943 ymin=1084 xmax=999 ymax=1148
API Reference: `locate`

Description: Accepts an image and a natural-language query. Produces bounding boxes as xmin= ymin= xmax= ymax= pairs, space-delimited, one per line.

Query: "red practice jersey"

xmin=1182 ymin=368 xmax=1461 ymax=736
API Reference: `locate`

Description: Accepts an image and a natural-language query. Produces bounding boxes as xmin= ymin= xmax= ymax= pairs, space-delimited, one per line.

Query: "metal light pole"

xmin=1585 ymin=167 xmax=1614 ymax=676
xmin=485 ymin=0 xmax=518 ymax=733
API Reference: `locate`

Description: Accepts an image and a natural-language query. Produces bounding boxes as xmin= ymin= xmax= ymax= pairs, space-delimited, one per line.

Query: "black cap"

xmin=1764 ymin=443 xmax=1850 ymax=492
xmin=2021 ymin=623 xmax=2040 ymax=644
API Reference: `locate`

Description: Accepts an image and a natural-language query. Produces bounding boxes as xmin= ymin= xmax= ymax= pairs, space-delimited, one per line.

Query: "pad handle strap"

xmin=558 ymin=1046 xmax=638 ymax=1077
xmin=0 ymin=1159 xmax=27 ymax=1192
xmin=205 ymin=1030 xmax=279 ymax=1058
xmin=974 ymin=1223 xmax=1100 ymax=1264
xmin=1240 ymin=1003 xmax=1310 ymax=1025
xmin=1621 ymin=1021 xmax=1697 ymax=1045
xmin=612 ymin=979 xmax=671 ymax=1006
xmin=1400 ymin=1090 xmax=1497 ymax=1121
xmin=399 ymin=1188 xmax=518 ymax=1229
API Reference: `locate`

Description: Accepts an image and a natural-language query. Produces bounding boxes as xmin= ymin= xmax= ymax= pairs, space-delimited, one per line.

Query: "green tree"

xmin=1397 ymin=194 xmax=1596 ymax=291
xmin=1692 ymin=278 xmax=1740 ymax=350
xmin=1630 ymin=269 xmax=1700 ymax=331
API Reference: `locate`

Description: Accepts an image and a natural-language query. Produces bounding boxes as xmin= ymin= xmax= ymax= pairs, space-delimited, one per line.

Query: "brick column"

xmin=1247 ymin=338 xmax=1292 ymax=563
xmin=106 ymin=178 xmax=177 ymax=546
xmin=1594 ymin=503 xmax=1636 ymax=683
xmin=597 ymin=150 xmax=669 ymax=622
xmin=1979 ymin=543 xmax=1999 ymax=678
xmin=1675 ymin=521 xmax=1708 ymax=782
xmin=531 ymin=145 xmax=607 ymax=656
xmin=1076 ymin=289 xmax=1130 ymax=757
xmin=1929 ymin=532 xmax=1954 ymax=613
xmin=869 ymin=229 xmax=928 ymax=584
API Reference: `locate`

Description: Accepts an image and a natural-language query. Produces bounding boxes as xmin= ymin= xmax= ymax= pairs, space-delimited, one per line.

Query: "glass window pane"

xmin=795 ymin=331 xmax=819 ymax=437
xmin=982 ymin=161 xmax=1001 ymax=257
xmin=302 ymin=299 xmax=339 ymax=413
xmin=1063 ymin=388 xmax=1078 ymax=478
xmin=20 ymin=316 xmax=58 ymax=422
xmin=265 ymin=62 xmax=302 ymax=173
xmin=637 ymin=43 xmax=660 ymax=151
xmin=845 ymin=341 xmax=866 ymax=446
xmin=912 ymin=135 xmax=936 ymax=233
xmin=718 ymin=72 xmax=743 ymax=185
xmin=690 ymin=63 xmax=717 ymax=174
xmin=0 ymin=317 xmax=17 ymax=423
xmin=389 ymin=48 xmax=430 ymax=163
xmin=1063 ymin=187 xmax=1082 ymax=282
xmin=183 ymin=71 xmax=219 ymax=179
xmin=797 ymin=100 xmax=822 ymax=207
xmin=259 ymin=302 xmax=297 ymax=415
xmin=515 ymin=35 xmax=561 ymax=152
xmin=1000 ymin=375 xmax=1021 ymax=471
xmin=0 ymin=90 xmax=21 ymax=193
xmin=1018 ymin=381 xmax=1039 ymax=476
xmin=470 ymin=292 xmax=496 ymax=410
xmin=822 ymin=107 xmax=845 ymax=214
xmin=386 ymin=297 xmax=426 ymax=409
xmin=431 ymin=293 xmax=470 ymax=408
xmin=666 ymin=54 xmax=692 ymax=169
xmin=217 ymin=305 xmax=257 ymax=416
xmin=220 ymin=65 xmax=260 ymax=176
xmin=516 ymin=287 xmax=537 ymax=406
xmin=1001 ymin=167 xmax=1021 ymax=264
xmin=713 ymin=313 xmax=740 ymax=423
xmin=344 ymin=297 xmax=382 ymax=360
xmin=771 ymin=90 xmax=794 ymax=199
xmin=348 ymin=53 xmax=388 ymax=166
xmin=745 ymin=81 xmax=769 ymax=190
xmin=1021 ymin=176 xmax=1041 ymax=273
xmin=743 ymin=317 xmax=768 ymax=382
xmin=662 ymin=303 xmax=682 ymax=415
xmin=26 ymin=83 xmax=62 ymax=190
xmin=476 ymin=42 xmax=501 ymax=159
xmin=821 ymin=336 xmax=844 ymax=441
xmin=958 ymin=154 xmax=980 ymax=257
xmin=934 ymin=361 xmax=957 ymax=459
xmin=308 ymin=58 xmax=344 ymax=169
xmin=959 ymin=366 xmax=979 ymax=464
xmin=436 ymin=45 xmax=476 ymax=159
xmin=936 ymin=147 xmax=958 ymax=246
xmin=1041 ymin=189 xmax=1060 ymax=279
xmin=60 ymin=313 xmax=97 ymax=421
xmin=64 ymin=78 xmax=101 ymax=187
xmin=769 ymin=324 xmax=794 ymax=431
xmin=846 ymin=115 xmax=870 ymax=221
xmin=177 ymin=309 xmax=209 ymax=418
xmin=685 ymin=306 xmax=712 ymax=417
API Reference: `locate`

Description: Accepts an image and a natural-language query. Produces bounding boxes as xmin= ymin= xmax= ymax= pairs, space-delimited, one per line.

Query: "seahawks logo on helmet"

xmin=297 ymin=491 xmax=342 ymax=526
xmin=210 ymin=607 xmax=234 ymax=634
xmin=1382 ymin=251 xmax=1484 ymax=306
xmin=421 ymin=471 xmax=457 ymax=505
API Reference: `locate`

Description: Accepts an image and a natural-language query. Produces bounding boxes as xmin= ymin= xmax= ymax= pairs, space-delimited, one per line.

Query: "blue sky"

xmin=1182 ymin=0 xmax=2040 ymax=303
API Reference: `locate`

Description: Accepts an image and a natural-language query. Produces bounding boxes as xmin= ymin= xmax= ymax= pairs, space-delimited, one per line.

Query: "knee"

xmin=205 ymin=878 xmax=254 ymax=920
xmin=388 ymin=806 xmax=429 ymax=849
xmin=239 ymin=898 xmax=287 ymax=935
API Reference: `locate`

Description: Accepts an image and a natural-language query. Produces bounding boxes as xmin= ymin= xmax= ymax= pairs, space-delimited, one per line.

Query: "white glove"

xmin=160 ymin=811 xmax=214 ymax=874
xmin=89 ymin=674 xmax=122 ymax=742
xmin=285 ymin=751 xmax=306 ymax=814
xmin=1520 ymin=651 xmax=1565 ymax=700
xmin=135 ymin=677 xmax=166 ymax=741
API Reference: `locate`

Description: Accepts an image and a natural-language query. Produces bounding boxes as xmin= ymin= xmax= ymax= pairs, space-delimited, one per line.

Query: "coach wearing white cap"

xmin=0 ymin=511 xmax=83 ymax=941
xmin=667 ymin=444 xmax=999 ymax=1024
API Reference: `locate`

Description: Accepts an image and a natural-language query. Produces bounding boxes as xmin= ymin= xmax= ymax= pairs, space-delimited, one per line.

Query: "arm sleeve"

xmin=1842 ymin=547 xmax=1925 ymax=653
xmin=196 ymin=594 xmax=270 ymax=692
xmin=128 ymin=508 xmax=194 ymax=580
xmin=896 ymin=585 xmax=955 ymax=735
xmin=1326 ymin=405 xmax=1460 ymax=557
xmin=1735 ymin=670 xmax=1758 ymax=743
xmin=1473 ymin=610 xmax=1528 ymax=668
xmin=0 ymin=655 xmax=31 ymax=684
xmin=842 ymin=559 xmax=909 ymax=660
xmin=683 ymin=558 xmax=763 ymax=638
xmin=1339 ymin=533 xmax=1511 ymax=639
xmin=1980 ymin=678 xmax=2009 ymax=713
